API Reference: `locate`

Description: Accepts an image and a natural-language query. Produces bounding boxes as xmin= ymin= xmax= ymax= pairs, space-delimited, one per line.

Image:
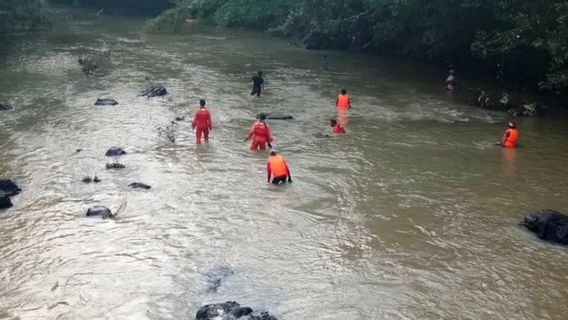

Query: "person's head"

xmin=270 ymin=149 xmax=278 ymax=156
xmin=330 ymin=119 xmax=337 ymax=127
xmin=258 ymin=113 xmax=266 ymax=121
xmin=341 ymin=88 xmax=347 ymax=95
xmin=449 ymin=69 xmax=455 ymax=74
xmin=257 ymin=71 xmax=263 ymax=76
xmin=200 ymin=99 xmax=206 ymax=107
xmin=508 ymin=122 xmax=516 ymax=129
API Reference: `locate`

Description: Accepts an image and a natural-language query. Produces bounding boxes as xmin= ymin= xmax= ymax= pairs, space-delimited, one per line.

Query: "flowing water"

xmin=1 ymin=8 xmax=568 ymax=320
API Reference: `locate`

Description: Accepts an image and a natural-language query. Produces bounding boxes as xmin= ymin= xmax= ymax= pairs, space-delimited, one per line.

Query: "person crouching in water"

xmin=502 ymin=122 xmax=519 ymax=148
xmin=330 ymin=119 xmax=346 ymax=134
xmin=245 ymin=113 xmax=273 ymax=150
xmin=192 ymin=99 xmax=212 ymax=144
xmin=267 ymin=150 xmax=292 ymax=184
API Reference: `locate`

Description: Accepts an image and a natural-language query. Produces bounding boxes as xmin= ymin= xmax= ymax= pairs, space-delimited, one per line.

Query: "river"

xmin=1 ymin=8 xmax=568 ymax=320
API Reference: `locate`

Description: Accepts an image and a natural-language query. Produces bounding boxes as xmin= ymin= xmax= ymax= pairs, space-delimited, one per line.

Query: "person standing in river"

xmin=502 ymin=122 xmax=519 ymax=148
xmin=251 ymin=71 xmax=264 ymax=97
xmin=446 ymin=69 xmax=456 ymax=91
xmin=267 ymin=149 xmax=292 ymax=185
xmin=245 ymin=113 xmax=273 ymax=150
xmin=192 ymin=99 xmax=212 ymax=144
xmin=320 ymin=54 xmax=329 ymax=71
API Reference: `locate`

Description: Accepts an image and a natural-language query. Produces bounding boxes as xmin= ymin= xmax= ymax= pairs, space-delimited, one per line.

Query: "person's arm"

xmin=502 ymin=130 xmax=510 ymax=145
xmin=207 ymin=112 xmax=212 ymax=130
xmin=285 ymin=161 xmax=292 ymax=183
xmin=267 ymin=162 xmax=272 ymax=183
xmin=336 ymin=97 xmax=339 ymax=108
xmin=245 ymin=125 xmax=254 ymax=141
xmin=267 ymin=124 xmax=273 ymax=142
xmin=192 ymin=110 xmax=197 ymax=129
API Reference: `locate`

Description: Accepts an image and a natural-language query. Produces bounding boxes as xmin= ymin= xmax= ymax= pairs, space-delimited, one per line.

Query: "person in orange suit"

xmin=192 ymin=99 xmax=212 ymax=144
xmin=267 ymin=149 xmax=292 ymax=184
xmin=502 ymin=122 xmax=519 ymax=148
xmin=245 ymin=113 xmax=273 ymax=150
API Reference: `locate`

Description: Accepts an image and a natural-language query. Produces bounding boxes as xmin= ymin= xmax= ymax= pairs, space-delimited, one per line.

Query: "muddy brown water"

xmin=1 ymin=8 xmax=568 ymax=320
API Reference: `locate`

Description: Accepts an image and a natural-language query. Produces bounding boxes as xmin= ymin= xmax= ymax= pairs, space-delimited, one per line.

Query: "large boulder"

xmin=521 ymin=209 xmax=568 ymax=245
xmin=0 ymin=191 xmax=12 ymax=209
xmin=105 ymin=147 xmax=126 ymax=157
xmin=0 ymin=179 xmax=22 ymax=196
xmin=195 ymin=302 xmax=277 ymax=320
xmin=139 ymin=85 xmax=168 ymax=98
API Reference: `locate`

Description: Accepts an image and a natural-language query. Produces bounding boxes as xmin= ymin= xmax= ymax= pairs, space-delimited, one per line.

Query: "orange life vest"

xmin=337 ymin=94 xmax=350 ymax=109
xmin=503 ymin=128 xmax=519 ymax=148
xmin=253 ymin=122 xmax=270 ymax=138
xmin=268 ymin=155 xmax=288 ymax=177
xmin=193 ymin=108 xmax=211 ymax=128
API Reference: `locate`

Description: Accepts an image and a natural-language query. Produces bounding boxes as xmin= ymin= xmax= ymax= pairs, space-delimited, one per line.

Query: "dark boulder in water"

xmin=206 ymin=266 xmax=234 ymax=293
xmin=0 ymin=102 xmax=13 ymax=111
xmin=105 ymin=147 xmax=126 ymax=157
xmin=257 ymin=113 xmax=293 ymax=120
xmin=106 ymin=163 xmax=125 ymax=169
xmin=95 ymin=99 xmax=119 ymax=106
xmin=128 ymin=182 xmax=151 ymax=190
xmin=0 ymin=191 xmax=13 ymax=209
xmin=86 ymin=206 xmax=113 ymax=219
xmin=139 ymin=85 xmax=167 ymax=97
xmin=0 ymin=179 xmax=22 ymax=197
xmin=521 ymin=209 xmax=568 ymax=245
xmin=195 ymin=301 xmax=277 ymax=320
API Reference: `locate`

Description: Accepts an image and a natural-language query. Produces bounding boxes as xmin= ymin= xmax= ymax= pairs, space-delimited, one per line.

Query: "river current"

xmin=1 ymin=8 xmax=568 ymax=320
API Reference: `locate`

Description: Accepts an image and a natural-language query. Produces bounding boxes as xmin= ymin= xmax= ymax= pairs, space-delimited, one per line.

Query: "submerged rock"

xmin=86 ymin=206 xmax=114 ymax=219
xmin=206 ymin=266 xmax=234 ymax=293
xmin=0 ymin=191 xmax=13 ymax=209
xmin=508 ymin=103 xmax=542 ymax=117
xmin=82 ymin=175 xmax=101 ymax=183
xmin=0 ymin=179 xmax=22 ymax=197
xmin=257 ymin=113 xmax=293 ymax=120
xmin=106 ymin=163 xmax=125 ymax=169
xmin=139 ymin=85 xmax=167 ymax=97
xmin=521 ymin=209 xmax=568 ymax=245
xmin=128 ymin=182 xmax=151 ymax=190
xmin=105 ymin=147 xmax=126 ymax=157
xmin=195 ymin=302 xmax=277 ymax=320
xmin=0 ymin=102 xmax=13 ymax=111
xmin=95 ymin=98 xmax=119 ymax=106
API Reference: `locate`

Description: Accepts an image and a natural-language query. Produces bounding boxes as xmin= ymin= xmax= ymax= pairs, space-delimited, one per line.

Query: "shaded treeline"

xmin=1 ymin=0 xmax=567 ymax=93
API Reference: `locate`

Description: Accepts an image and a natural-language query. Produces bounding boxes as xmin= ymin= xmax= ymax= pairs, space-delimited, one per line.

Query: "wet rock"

xmin=175 ymin=116 xmax=185 ymax=121
xmin=139 ymin=85 xmax=168 ymax=97
xmin=196 ymin=301 xmax=278 ymax=320
xmin=106 ymin=163 xmax=125 ymax=169
xmin=86 ymin=206 xmax=114 ymax=219
xmin=82 ymin=176 xmax=93 ymax=183
xmin=75 ymin=149 xmax=83 ymax=153
xmin=508 ymin=103 xmax=542 ymax=117
xmin=0 ymin=179 xmax=22 ymax=197
xmin=521 ymin=209 xmax=568 ymax=245
xmin=0 ymin=102 xmax=13 ymax=111
xmin=206 ymin=266 xmax=234 ymax=293
xmin=314 ymin=133 xmax=331 ymax=138
xmin=105 ymin=147 xmax=126 ymax=157
xmin=95 ymin=99 xmax=119 ymax=106
xmin=128 ymin=182 xmax=151 ymax=190
xmin=257 ymin=113 xmax=293 ymax=120
xmin=0 ymin=191 xmax=13 ymax=209
xmin=93 ymin=176 xmax=101 ymax=183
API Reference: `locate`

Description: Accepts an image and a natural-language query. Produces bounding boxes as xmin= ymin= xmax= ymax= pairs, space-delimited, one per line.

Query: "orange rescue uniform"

xmin=267 ymin=154 xmax=291 ymax=182
xmin=336 ymin=93 xmax=350 ymax=109
xmin=192 ymin=108 xmax=212 ymax=144
xmin=502 ymin=128 xmax=519 ymax=148
xmin=248 ymin=121 xmax=273 ymax=150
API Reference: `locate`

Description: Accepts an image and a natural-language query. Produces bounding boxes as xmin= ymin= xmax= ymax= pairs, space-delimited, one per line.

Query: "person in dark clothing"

xmin=251 ymin=71 xmax=264 ymax=97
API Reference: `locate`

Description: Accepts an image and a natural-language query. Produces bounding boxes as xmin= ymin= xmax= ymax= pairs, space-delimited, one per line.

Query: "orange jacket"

xmin=192 ymin=108 xmax=212 ymax=129
xmin=502 ymin=128 xmax=519 ymax=148
xmin=267 ymin=154 xmax=290 ymax=179
xmin=248 ymin=121 xmax=273 ymax=142
xmin=336 ymin=93 xmax=350 ymax=109
xmin=332 ymin=124 xmax=346 ymax=134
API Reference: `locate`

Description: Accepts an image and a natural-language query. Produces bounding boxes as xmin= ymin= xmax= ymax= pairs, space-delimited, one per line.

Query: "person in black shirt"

xmin=251 ymin=71 xmax=264 ymax=97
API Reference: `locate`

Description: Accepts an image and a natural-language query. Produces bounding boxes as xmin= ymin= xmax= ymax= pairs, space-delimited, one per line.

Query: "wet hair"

xmin=200 ymin=99 xmax=206 ymax=106
xmin=330 ymin=119 xmax=337 ymax=126
xmin=258 ymin=113 xmax=266 ymax=121
xmin=257 ymin=71 xmax=263 ymax=76
xmin=341 ymin=88 xmax=347 ymax=94
xmin=508 ymin=122 xmax=516 ymax=128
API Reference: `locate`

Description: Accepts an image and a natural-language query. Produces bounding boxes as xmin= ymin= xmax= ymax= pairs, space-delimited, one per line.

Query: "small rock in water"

xmin=86 ymin=206 xmax=113 ymax=219
xmin=0 ymin=102 xmax=13 ymax=111
xmin=105 ymin=147 xmax=126 ymax=157
xmin=175 ymin=116 xmax=185 ymax=121
xmin=93 ymin=176 xmax=101 ymax=183
xmin=106 ymin=163 xmax=125 ymax=169
xmin=0 ymin=179 xmax=22 ymax=197
xmin=75 ymin=148 xmax=83 ymax=153
xmin=521 ymin=209 xmax=568 ymax=245
xmin=95 ymin=98 xmax=119 ymax=106
xmin=195 ymin=301 xmax=277 ymax=320
xmin=257 ymin=113 xmax=294 ymax=120
xmin=128 ymin=182 xmax=151 ymax=190
xmin=139 ymin=85 xmax=168 ymax=97
xmin=82 ymin=176 xmax=93 ymax=183
xmin=0 ymin=191 xmax=13 ymax=209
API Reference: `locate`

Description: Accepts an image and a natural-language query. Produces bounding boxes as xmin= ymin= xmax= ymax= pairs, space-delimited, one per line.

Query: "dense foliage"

xmin=0 ymin=0 xmax=48 ymax=32
xmin=146 ymin=0 xmax=568 ymax=92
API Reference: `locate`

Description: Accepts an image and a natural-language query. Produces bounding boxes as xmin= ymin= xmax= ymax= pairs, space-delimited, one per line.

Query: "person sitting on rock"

xmin=502 ymin=122 xmax=519 ymax=148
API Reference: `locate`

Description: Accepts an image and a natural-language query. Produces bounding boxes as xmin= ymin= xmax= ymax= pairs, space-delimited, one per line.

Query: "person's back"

xmin=245 ymin=113 xmax=272 ymax=150
xmin=502 ymin=122 xmax=519 ymax=148
xmin=251 ymin=71 xmax=264 ymax=96
xmin=336 ymin=89 xmax=350 ymax=109
xmin=192 ymin=99 xmax=212 ymax=144
xmin=267 ymin=150 xmax=292 ymax=184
